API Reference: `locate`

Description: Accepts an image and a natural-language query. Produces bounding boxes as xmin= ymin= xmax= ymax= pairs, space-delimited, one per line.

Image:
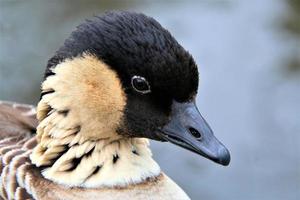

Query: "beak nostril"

xmin=188 ymin=127 xmax=202 ymax=140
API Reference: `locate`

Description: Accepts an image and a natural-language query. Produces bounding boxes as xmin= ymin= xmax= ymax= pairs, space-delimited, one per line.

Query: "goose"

xmin=0 ymin=11 xmax=230 ymax=200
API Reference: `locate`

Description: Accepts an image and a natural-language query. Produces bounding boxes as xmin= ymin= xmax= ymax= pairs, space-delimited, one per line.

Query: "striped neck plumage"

xmin=30 ymin=130 xmax=160 ymax=188
xmin=30 ymin=55 xmax=161 ymax=188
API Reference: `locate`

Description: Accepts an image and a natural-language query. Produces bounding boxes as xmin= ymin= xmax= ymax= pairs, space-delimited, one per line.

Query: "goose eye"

xmin=131 ymin=76 xmax=151 ymax=94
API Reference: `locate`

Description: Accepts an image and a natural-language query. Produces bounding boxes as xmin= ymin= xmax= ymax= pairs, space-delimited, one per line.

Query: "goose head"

xmin=38 ymin=11 xmax=230 ymax=167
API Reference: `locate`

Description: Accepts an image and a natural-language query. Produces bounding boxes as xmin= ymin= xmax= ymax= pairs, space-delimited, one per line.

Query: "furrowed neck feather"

xmin=30 ymin=55 xmax=160 ymax=188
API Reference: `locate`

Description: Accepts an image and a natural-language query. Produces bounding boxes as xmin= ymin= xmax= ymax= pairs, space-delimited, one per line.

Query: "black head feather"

xmin=45 ymin=11 xmax=199 ymax=140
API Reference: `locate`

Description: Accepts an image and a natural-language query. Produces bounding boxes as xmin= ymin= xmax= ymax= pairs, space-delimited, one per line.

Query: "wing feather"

xmin=0 ymin=101 xmax=37 ymax=140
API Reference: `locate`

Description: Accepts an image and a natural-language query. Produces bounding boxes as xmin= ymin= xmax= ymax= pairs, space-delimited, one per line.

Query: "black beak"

xmin=157 ymin=101 xmax=230 ymax=166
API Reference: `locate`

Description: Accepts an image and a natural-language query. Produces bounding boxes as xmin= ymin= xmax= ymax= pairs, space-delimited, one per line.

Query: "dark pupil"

xmin=133 ymin=78 xmax=148 ymax=91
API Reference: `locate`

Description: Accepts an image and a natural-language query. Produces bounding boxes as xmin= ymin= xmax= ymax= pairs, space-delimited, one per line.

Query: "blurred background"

xmin=0 ymin=0 xmax=299 ymax=199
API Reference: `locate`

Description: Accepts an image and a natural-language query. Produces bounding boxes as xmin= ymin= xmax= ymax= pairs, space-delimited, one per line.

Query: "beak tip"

xmin=217 ymin=147 xmax=231 ymax=166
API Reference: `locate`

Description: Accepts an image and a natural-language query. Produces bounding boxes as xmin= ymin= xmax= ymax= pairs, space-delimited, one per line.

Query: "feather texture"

xmin=0 ymin=101 xmax=190 ymax=200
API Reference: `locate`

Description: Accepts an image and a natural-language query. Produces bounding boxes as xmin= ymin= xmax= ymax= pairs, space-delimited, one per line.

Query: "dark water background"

xmin=0 ymin=0 xmax=299 ymax=199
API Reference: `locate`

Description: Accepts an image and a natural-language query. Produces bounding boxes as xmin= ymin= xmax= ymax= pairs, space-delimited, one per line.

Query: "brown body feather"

xmin=0 ymin=101 xmax=37 ymax=199
xmin=0 ymin=101 xmax=37 ymax=139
